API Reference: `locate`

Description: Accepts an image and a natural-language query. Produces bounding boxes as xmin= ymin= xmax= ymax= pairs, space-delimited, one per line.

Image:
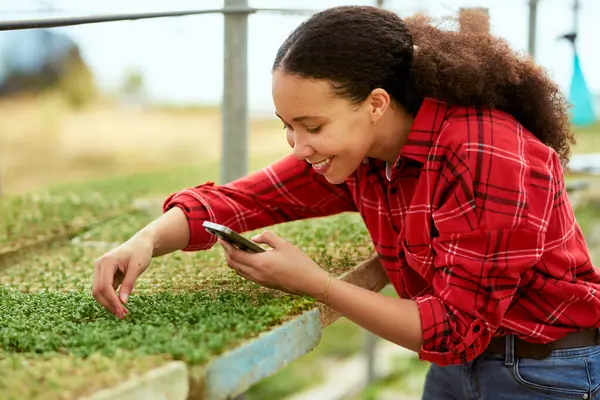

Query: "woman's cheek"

xmin=286 ymin=130 xmax=295 ymax=148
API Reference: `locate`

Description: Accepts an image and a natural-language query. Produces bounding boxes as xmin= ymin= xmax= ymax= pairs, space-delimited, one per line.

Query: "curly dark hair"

xmin=273 ymin=6 xmax=575 ymax=167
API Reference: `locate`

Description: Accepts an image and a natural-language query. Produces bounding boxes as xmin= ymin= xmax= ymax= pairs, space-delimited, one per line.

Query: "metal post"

xmin=528 ymin=0 xmax=539 ymax=59
xmin=573 ymin=0 xmax=580 ymax=36
xmin=224 ymin=8 xmax=249 ymax=399
xmin=221 ymin=0 xmax=249 ymax=184
xmin=364 ymin=328 xmax=378 ymax=385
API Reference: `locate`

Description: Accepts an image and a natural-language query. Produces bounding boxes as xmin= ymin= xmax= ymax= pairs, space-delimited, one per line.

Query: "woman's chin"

xmin=323 ymin=169 xmax=350 ymax=185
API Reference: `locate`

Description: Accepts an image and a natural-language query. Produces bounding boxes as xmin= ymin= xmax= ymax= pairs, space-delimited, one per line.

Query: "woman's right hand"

xmin=91 ymin=234 xmax=154 ymax=319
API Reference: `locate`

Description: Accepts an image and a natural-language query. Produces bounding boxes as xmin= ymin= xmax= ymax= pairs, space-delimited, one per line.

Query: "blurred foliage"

xmin=120 ymin=68 xmax=145 ymax=100
xmin=358 ymin=356 xmax=428 ymax=400
xmin=55 ymin=47 xmax=96 ymax=109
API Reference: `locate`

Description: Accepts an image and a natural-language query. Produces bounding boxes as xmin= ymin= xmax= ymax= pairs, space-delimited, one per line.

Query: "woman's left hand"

xmin=218 ymin=231 xmax=329 ymax=300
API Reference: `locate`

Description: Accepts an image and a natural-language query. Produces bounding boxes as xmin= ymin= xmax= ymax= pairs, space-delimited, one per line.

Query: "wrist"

xmin=309 ymin=271 xmax=335 ymax=304
xmin=131 ymin=229 xmax=158 ymax=256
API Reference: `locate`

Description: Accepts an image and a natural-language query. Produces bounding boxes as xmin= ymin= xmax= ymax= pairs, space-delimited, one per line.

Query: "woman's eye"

xmin=282 ymin=123 xmax=293 ymax=131
xmin=307 ymin=126 xmax=322 ymax=134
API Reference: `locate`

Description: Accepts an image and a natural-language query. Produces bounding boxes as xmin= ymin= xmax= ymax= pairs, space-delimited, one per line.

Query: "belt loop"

xmin=504 ymin=334 xmax=515 ymax=367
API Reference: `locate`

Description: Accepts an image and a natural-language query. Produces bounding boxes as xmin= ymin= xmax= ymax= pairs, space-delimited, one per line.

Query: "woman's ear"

xmin=368 ymin=88 xmax=391 ymax=125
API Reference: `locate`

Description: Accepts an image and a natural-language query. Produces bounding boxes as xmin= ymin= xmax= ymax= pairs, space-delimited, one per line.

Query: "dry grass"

xmin=0 ymin=94 xmax=287 ymax=195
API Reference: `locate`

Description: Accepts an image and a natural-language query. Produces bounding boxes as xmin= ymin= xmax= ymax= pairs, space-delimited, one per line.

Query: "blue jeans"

xmin=422 ymin=335 xmax=600 ymax=399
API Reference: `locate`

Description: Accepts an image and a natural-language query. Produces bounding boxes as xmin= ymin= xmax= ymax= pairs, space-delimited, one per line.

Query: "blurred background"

xmin=1 ymin=1 xmax=599 ymax=399
xmin=1 ymin=0 xmax=598 ymax=195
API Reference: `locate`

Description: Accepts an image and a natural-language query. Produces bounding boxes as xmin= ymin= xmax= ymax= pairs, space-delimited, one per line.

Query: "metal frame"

xmin=0 ymin=7 xmax=319 ymax=31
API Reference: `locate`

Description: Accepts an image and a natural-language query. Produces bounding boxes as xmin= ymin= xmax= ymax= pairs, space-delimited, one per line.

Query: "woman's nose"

xmin=291 ymin=134 xmax=314 ymax=160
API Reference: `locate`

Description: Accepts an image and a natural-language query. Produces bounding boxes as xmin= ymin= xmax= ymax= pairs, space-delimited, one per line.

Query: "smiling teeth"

xmin=313 ymin=157 xmax=332 ymax=169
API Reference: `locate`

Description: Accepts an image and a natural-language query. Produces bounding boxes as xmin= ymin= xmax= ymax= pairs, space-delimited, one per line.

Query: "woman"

xmin=92 ymin=6 xmax=600 ymax=399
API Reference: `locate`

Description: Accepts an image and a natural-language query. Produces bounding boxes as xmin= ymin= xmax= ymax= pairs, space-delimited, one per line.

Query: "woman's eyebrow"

xmin=275 ymin=112 xmax=324 ymax=122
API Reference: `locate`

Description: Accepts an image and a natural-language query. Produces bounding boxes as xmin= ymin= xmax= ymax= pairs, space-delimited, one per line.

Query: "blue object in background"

xmin=569 ymin=51 xmax=596 ymax=126
xmin=0 ymin=29 xmax=76 ymax=93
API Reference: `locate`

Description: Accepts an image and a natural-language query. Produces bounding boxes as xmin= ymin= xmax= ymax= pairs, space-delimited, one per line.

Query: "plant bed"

xmin=0 ymin=165 xmax=212 ymax=263
xmin=0 ymin=208 xmax=135 ymax=272
xmin=0 ymin=262 xmax=386 ymax=400
xmin=0 ymin=213 xmax=387 ymax=399
xmin=0 ymin=285 xmax=316 ymax=366
xmin=0 ymin=350 xmax=175 ymax=400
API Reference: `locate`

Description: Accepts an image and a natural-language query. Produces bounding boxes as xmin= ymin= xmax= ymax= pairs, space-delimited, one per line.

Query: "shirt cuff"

xmin=415 ymin=295 xmax=489 ymax=365
xmin=162 ymin=185 xmax=218 ymax=252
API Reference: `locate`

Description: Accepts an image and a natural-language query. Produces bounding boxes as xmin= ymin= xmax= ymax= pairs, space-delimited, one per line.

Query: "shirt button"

xmin=473 ymin=324 xmax=481 ymax=333
xmin=583 ymin=394 xmax=589 ymax=399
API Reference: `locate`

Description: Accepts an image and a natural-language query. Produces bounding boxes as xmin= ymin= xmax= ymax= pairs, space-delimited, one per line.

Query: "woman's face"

xmin=272 ymin=70 xmax=379 ymax=184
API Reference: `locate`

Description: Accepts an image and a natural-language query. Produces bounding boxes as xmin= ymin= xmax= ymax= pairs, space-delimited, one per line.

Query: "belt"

xmin=484 ymin=328 xmax=600 ymax=360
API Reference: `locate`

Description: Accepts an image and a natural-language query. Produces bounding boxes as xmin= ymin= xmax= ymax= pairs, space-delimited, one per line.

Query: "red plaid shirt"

xmin=163 ymin=97 xmax=600 ymax=365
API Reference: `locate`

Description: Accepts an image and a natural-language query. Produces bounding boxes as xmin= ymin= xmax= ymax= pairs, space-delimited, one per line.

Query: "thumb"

xmin=119 ymin=261 xmax=141 ymax=304
xmin=251 ymin=230 xmax=286 ymax=249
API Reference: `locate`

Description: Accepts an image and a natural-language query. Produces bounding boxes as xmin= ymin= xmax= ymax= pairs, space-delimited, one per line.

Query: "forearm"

xmin=132 ymin=207 xmax=190 ymax=257
xmin=319 ymin=278 xmax=423 ymax=352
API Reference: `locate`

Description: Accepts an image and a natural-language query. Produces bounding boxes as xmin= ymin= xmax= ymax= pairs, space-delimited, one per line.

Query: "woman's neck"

xmin=369 ymin=104 xmax=414 ymax=165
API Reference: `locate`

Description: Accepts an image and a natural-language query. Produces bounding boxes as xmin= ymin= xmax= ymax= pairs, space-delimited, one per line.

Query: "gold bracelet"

xmin=323 ymin=274 xmax=332 ymax=305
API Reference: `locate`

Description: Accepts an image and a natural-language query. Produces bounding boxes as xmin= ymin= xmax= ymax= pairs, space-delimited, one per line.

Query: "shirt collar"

xmin=393 ymin=97 xmax=450 ymax=167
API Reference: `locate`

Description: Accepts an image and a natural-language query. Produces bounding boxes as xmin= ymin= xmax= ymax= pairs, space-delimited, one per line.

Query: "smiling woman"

xmin=272 ymin=73 xmax=413 ymax=184
xmin=92 ymin=6 xmax=600 ymax=399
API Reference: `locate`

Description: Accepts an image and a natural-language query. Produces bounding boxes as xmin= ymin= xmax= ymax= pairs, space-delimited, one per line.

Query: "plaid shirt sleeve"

xmin=414 ymin=119 xmax=554 ymax=365
xmin=162 ymin=154 xmax=357 ymax=251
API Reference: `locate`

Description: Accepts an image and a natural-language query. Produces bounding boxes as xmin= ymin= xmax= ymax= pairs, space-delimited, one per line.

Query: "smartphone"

xmin=202 ymin=221 xmax=266 ymax=253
